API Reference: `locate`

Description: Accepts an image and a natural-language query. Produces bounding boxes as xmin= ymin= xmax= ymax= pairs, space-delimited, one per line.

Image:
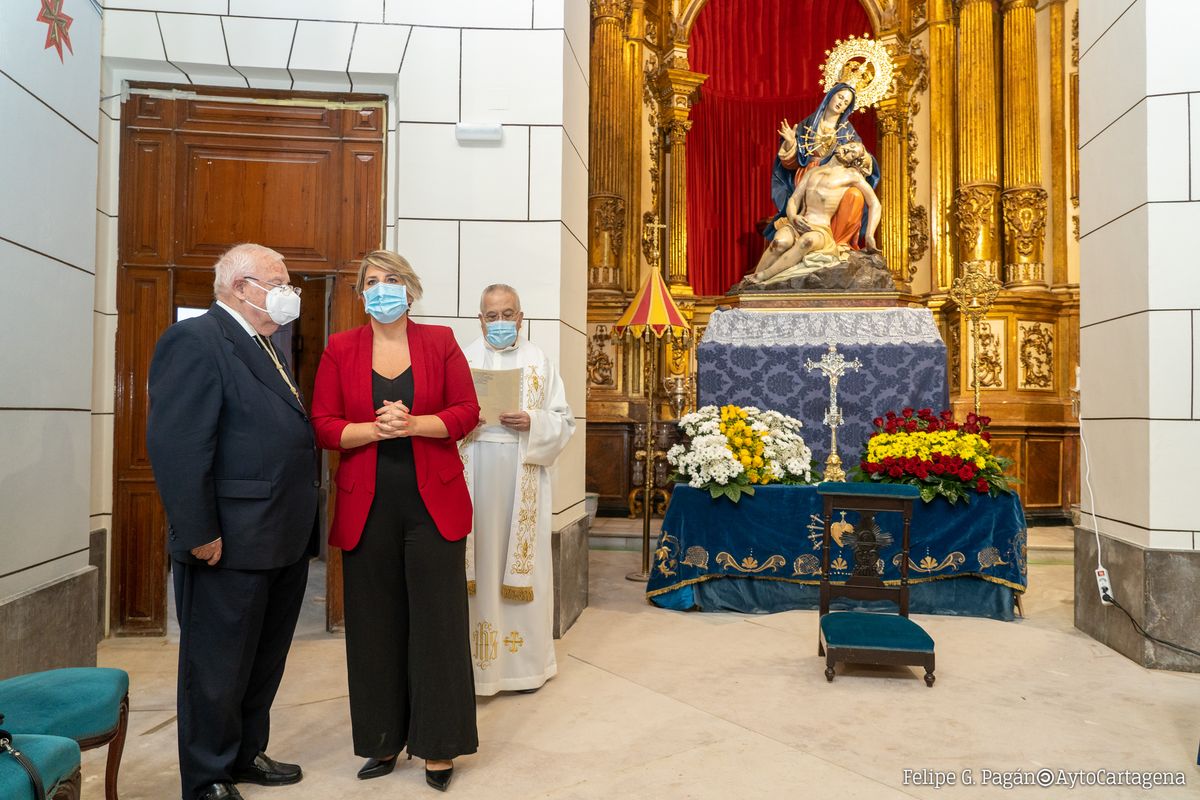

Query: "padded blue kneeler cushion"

xmin=0 ymin=734 xmax=80 ymax=800
xmin=0 ymin=668 xmax=129 ymax=740
xmin=817 ymin=482 xmax=921 ymax=499
xmin=820 ymin=611 xmax=935 ymax=652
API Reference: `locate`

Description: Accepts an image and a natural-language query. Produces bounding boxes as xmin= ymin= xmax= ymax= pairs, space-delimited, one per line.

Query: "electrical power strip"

xmin=1094 ymin=566 xmax=1114 ymax=605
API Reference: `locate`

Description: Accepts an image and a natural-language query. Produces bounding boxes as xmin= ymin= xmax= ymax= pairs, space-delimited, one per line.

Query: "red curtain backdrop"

xmin=686 ymin=0 xmax=877 ymax=295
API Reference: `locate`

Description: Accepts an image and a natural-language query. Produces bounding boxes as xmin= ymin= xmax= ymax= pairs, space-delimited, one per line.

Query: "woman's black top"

xmin=372 ymin=368 xmax=417 ymax=490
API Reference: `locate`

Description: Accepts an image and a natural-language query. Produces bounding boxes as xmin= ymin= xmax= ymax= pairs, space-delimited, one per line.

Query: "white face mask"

xmin=244 ymin=278 xmax=301 ymax=326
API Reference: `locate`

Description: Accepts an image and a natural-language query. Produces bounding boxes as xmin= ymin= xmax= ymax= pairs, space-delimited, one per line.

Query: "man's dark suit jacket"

xmin=146 ymin=304 xmax=319 ymax=570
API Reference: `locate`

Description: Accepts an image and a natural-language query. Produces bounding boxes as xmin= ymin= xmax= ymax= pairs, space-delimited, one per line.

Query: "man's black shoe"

xmin=232 ymin=752 xmax=303 ymax=786
xmin=197 ymin=783 xmax=244 ymax=800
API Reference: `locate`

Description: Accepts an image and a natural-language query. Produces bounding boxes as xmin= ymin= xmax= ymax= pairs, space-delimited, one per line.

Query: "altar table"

xmin=696 ymin=308 xmax=949 ymax=461
xmin=647 ymin=485 xmax=1027 ymax=621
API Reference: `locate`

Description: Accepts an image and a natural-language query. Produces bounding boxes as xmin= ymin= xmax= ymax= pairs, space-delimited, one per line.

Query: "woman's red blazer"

xmin=311 ymin=321 xmax=480 ymax=550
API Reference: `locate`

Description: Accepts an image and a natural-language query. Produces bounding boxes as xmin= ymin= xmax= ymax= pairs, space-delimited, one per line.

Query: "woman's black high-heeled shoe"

xmin=356 ymin=755 xmax=398 ymax=780
xmin=425 ymin=765 xmax=453 ymax=791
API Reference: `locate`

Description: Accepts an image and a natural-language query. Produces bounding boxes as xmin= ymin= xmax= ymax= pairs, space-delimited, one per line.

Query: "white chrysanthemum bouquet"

xmin=667 ymin=404 xmax=814 ymax=502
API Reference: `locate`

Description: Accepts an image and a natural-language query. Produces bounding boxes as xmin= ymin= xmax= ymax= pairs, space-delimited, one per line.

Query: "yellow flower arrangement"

xmin=718 ymin=405 xmax=771 ymax=485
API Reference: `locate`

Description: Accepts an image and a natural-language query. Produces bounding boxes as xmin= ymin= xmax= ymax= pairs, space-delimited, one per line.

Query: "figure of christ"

xmin=746 ymin=141 xmax=881 ymax=286
xmin=767 ymin=83 xmax=880 ymax=252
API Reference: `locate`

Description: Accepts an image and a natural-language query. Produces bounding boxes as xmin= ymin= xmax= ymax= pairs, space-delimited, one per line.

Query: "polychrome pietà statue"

xmin=735 ymin=35 xmax=896 ymax=293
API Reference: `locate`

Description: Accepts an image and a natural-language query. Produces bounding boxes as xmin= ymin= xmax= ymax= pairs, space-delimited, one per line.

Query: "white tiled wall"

xmin=93 ymin=1 xmax=590 ymax=535
xmin=1079 ymin=0 xmax=1200 ymax=550
xmin=395 ymin=124 xmax=531 ymax=220
xmin=0 ymin=80 xmax=100 ymax=269
xmin=0 ymin=3 xmax=100 ymax=601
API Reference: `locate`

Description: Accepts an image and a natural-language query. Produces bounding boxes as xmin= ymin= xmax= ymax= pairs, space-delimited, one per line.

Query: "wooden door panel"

xmin=586 ymin=424 xmax=633 ymax=515
xmin=990 ymin=436 xmax=1024 ymax=502
xmin=114 ymin=269 xmax=171 ymax=472
xmin=341 ymin=143 xmax=384 ymax=267
xmin=341 ymin=107 xmax=386 ymax=140
xmin=1025 ymin=438 xmax=1064 ymax=509
xmin=175 ymin=137 xmax=339 ymax=268
xmin=124 ymin=93 xmax=176 ymax=129
xmin=112 ymin=482 xmax=168 ymax=632
xmin=179 ymin=100 xmax=340 ymax=138
xmin=172 ymin=268 xmax=217 ymax=311
xmin=112 ymin=267 xmax=172 ymax=634
xmin=120 ymin=131 xmax=174 ymax=265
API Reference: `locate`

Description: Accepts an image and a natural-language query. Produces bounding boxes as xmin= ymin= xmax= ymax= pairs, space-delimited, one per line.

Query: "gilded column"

xmin=1001 ymin=0 xmax=1048 ymax=288
xmin=877 ymin=97 xmax=908 ymax=286
xmin=623 ymin=0 xmax=647 ymax=293
xmin=1049 ymin=0 xmax=1069 ymax=286
xmin=589 ymin=0 xmax=631 ymax=293
xmin=656 ymin=62 xmax=706 ymax=296
xmin=955 ymin=0 xmax=1001 ymax=275
xmin=928 ymin=0 xmax=958 ymax=290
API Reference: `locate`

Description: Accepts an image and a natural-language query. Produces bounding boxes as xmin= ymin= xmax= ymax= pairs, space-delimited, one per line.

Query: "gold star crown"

xmin=818 ymin=34 xmax=894 ymax=111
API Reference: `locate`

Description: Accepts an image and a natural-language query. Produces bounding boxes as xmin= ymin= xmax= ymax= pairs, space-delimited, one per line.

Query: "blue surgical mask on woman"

xmin=363 ymin=283 xmax=408 ymax=324
xmin=485 ymin=320 xmax=518 ymax=349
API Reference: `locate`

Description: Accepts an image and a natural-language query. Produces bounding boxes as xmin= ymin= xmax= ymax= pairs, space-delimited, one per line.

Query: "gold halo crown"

xmin=818 ymin=34 xmax=894 ymax=111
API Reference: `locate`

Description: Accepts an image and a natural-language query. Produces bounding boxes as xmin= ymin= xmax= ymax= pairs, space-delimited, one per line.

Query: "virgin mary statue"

xmin=768 ymin=82 xmax=880 ymax=251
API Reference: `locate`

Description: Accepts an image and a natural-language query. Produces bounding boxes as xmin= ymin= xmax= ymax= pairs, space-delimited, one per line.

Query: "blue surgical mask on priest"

xmin=478 ymin=287 xmax=523 ymax=350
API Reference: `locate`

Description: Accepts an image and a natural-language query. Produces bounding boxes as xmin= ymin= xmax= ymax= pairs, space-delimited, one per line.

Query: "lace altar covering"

xmin=701 ymin=308 xmax=943 ymax=347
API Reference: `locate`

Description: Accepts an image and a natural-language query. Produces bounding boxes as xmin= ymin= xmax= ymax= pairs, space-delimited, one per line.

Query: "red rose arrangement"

xmin=853 ymin=408 xmax=1016 ymax=503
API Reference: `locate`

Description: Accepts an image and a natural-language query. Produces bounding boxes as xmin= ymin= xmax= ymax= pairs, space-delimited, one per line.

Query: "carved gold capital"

xmin=589 ymin=193 xmax=626 ymax=292
xmin=878 ymin=107 xmax=904 ymax=136
xmin=1001 ymin=187 xmax=1048 ymax=286
xmin=591 ymin=0 xmax=630 ymax=21
xmin=1001 ymin=187 xmax=1047 ymax=259
xmin=593 ymin=195 xmax=626 ymax=254
xmin=655 ymin=66 xmax=706 ymax=115
xmin=1000 ymin=0 xmax=1037 ymax=10
xmin=953 ymin=184 xmax=998 ymax=261
xmin=664 ymin=117 xmax=692 ymax=144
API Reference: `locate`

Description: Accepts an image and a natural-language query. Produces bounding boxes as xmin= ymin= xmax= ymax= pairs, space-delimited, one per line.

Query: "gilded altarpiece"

xmin=586 ymin=0 xmax=1081 ymax=520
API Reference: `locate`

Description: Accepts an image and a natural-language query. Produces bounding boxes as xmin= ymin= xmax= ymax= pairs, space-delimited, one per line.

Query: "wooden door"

xmin=112 ymin=84 xmax=383 ymax=635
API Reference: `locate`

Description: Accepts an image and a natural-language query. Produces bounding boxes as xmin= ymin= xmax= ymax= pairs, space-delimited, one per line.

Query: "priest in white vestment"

xmin=460 ymin=284 xmax=576 ymax=695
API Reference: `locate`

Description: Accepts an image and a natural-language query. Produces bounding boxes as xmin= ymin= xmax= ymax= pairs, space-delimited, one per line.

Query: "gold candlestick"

xmin=948 ymin=260 xmax=1002 ymax=416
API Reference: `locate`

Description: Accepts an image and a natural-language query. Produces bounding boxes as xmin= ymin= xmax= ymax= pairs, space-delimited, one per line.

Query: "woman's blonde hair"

xmin=355 ymin=250 xmax=423 ymax=302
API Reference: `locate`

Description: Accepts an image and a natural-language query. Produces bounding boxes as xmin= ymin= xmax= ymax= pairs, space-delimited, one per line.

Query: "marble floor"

xmin=89 ymin=546 xmax=1199 ymax=799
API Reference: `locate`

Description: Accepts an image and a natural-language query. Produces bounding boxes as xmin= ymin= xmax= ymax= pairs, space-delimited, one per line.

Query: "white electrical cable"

xmin=1077 ymin=412 xmax=1104 ymax=569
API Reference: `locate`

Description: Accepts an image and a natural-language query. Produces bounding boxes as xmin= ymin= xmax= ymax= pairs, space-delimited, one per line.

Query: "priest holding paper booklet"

xmin=461 ymin=284 xmax=576 ymax=696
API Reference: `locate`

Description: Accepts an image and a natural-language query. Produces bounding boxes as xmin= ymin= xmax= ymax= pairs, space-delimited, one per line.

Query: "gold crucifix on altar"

xmin=805 ymin=343 xmax=862 ymax=482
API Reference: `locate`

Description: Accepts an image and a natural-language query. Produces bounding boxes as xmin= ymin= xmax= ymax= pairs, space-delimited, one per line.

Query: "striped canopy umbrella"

xmin=612 ymin=268 xmax=689 ymax=339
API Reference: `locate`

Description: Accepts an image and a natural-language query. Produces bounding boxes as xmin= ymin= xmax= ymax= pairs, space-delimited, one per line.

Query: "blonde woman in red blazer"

xmin=311 ymin=251 xmax=479 ymax=792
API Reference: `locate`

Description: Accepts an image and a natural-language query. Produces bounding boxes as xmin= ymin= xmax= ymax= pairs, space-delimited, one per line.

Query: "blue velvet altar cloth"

xmin=647 ymin=485 xmax=1028 ymax=621
xmin=696 ymin=309 xmax=949 ymax=462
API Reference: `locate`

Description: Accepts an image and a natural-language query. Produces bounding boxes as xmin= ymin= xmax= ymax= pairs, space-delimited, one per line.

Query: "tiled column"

xmin=1076 ymin=0 xmax=1200 ymax=671
xmin=0 ymin=0 xmax=102 ymax=674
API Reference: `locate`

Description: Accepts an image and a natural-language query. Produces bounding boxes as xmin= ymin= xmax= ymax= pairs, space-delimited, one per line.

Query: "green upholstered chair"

xmin=816 ymin=483 xmax=936 ymax=687
xmin=0 ymin=668 xmax=129 ymax=799
xmin=0 ymin=732 xmax=81 ymax=800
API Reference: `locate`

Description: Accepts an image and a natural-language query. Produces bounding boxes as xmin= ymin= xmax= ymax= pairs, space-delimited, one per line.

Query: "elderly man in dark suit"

xmin=147 ymin=243 xmax=319 ymax=800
